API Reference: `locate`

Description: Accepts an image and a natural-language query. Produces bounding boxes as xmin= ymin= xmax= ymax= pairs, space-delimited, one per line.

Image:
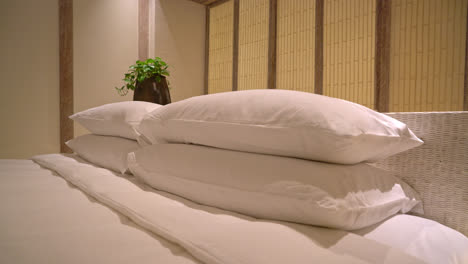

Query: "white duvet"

xmin=28 ymin=154 xmax=468 ymax=264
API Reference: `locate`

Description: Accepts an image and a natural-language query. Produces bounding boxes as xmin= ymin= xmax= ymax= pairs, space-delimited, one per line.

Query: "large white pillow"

xmin=137 ymin=90 xmax=423 ymax=164
xmin=67 ymin=134 xmax=139 ymax=174
xmin=127 ymin=143 xmax=422 ymax=230
xmin=71 ymin=101 xmax=160 ymax=140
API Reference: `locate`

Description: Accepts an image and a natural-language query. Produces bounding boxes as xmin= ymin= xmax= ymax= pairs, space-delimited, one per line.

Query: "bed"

xmin=1 ymin=93 xmax=467 ymax=264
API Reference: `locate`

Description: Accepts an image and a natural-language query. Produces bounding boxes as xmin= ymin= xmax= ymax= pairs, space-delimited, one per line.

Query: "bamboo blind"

xmin=238 ymin=0 xmax=269 ymax=90
xmin=208 ymin=0 xmax=234 ymax=94
xmin=206 ymin=0 xmax=468 ymax=112
xmin=389 ymin=0 xmax=467 ymax=112
xmin=323 ymin=0 xmax=376 ymax=109
xmin=276 ymin=0 xmax=316 ymax=92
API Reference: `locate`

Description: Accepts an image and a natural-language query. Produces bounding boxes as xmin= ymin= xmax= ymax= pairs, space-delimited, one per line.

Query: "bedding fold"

xmin=32 ymin=154 xmax=426 ymax=264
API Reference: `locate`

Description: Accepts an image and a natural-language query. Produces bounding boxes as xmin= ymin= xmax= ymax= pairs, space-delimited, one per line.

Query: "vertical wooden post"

xmin=138 ymin=0 xmax=149 ymax=60
xmin=314 ymin=0 xmax=324 ymax=94
xmin=464 ymin=1 xmax=468 ymax=110
xmin=59 ymin=0 xmax=73 ymax=153
xmin=205 ymin=6 xmax=210 ymax=94
xmin=375 ymin=0 xmax=391 ymax=112
xmin=232 ymin=0 xmax=240 ymax=91
xmin=267 ymin=0 xmax=277 ymax=89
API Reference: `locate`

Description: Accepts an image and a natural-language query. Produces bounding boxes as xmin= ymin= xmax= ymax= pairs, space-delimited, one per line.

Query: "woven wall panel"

xmin=389 ymin=0 xmax=467 ymax=112
xmin=208 ymin=0 xmax=234 ymax=94
xmin=377 ymin=112 xmax=468 ymax=236
xmin=276 ymin=0 xmax=316 ymax=92
xmin=323 ymin=0 xmax=376 ymax=109
xmin=238 ymin=0 xmax=269 ymax=90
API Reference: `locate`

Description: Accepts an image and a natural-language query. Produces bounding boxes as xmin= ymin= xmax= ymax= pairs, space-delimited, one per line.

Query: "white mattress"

xmin=0 ymin=159 xmax=200 ymax=264
xmin=1 ymin=156 xmax=467 ymax=264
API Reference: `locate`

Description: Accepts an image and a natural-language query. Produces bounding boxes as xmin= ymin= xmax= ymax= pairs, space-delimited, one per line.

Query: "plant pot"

xmin=133 ymin=76 xmax=171 ymax=105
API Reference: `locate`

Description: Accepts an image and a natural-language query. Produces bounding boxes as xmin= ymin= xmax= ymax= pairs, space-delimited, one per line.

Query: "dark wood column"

xmin=267 ymin=0 xmax=277 ymax=89
xmin=374 ymin=0 xmax=391 ymax=112
xmin=232 ymin=0 xmax=239 ymax=91
xmin=59 ymin=0 xmax=73 ymax=152
xmin=314 ymin=0 xmax=324 ymax=95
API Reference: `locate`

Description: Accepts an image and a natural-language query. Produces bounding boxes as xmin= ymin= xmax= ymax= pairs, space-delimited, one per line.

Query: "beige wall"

xmin=73 ymin=0 xmax=137 ymax=137
xmin=155 ymin=0 xmax=206 ymax=100
xmin=0 ymin=0 xmax=206 ymax=158
xmin=0 ymin=0 xmax=60 ymax=158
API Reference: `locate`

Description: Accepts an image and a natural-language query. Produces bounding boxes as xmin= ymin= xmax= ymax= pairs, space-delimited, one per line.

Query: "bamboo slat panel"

xmin=238 ymin=0 xmax=269 ymax=90
xmin=276 ymin=0 xmax=316 ymax=92
xmin=389 ymin=0 xmax=467 ymax=112
xmin=208 ymin=0 xmax=234 ymax=94
xmin=323 ymin=0 xmax=375 ymax=109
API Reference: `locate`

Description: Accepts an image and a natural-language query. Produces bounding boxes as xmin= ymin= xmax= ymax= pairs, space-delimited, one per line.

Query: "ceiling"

xmin=187 ymin=0 xmax=222 ymax=6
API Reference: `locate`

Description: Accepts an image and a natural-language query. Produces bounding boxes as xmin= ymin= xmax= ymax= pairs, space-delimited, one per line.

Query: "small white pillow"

xmin=67 ymin=134 xmax=139 ymax=174
xmin=353 ymin=214 xmax=468 ymax=264
xmin=128 ymin=143 xmax=421 ymax=230
xmin=71 ymin=101 xmax=160 ymax=140
xmin=138 ymin=90 xmax=423 ymax=164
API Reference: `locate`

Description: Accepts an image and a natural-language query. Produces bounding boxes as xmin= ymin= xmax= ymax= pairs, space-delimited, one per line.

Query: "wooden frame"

xmin=267 ymin=0 xmax=277 ymax=89
xmin=232 ymin=0 xmax=239 ymax=91
xmin=314 ymin=0 xmax=324 ymax=95
xmin=464 ymin=1 xmax=468 ymax=111
xmin=59 ymin=0 xmax=73 ymax=153
xmin=204 ymin=6 xmax=210 ymax=94
xmin=208 ymin=0 xmax=231 ymax=8
xmin=374 ymin=0 xmax=391 ymax=112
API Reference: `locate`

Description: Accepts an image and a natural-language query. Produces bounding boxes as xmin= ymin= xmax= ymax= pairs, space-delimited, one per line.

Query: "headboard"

xmin=376 ymin=112 xmax=468 ymax=236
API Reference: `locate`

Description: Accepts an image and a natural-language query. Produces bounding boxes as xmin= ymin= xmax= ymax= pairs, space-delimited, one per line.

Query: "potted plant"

xmin=115 ymin=57 xmax=171 ymax=105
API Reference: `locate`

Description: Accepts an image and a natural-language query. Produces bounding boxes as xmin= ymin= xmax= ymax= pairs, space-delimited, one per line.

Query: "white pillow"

xmin=137 ymin=90 xmax=423 ymax=164
xmin=67 ymin=134 xmax=139 ymax=174
xmin=71 ymin=101 xmax=161 ymax=140
xmin=127 ymin=143 xmax=422 ymax=230
xmin=353 ymin=214 xmax=468 ymax=264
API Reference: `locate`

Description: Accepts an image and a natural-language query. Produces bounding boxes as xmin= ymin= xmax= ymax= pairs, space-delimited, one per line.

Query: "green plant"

xmin=115 ymin=57 xmax=170 ymax=96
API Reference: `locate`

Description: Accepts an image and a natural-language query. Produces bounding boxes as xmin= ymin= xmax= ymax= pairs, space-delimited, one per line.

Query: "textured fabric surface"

xmin=71 ymin=101 xmax=160 ymax=140
xmin=0 ymin=159 xmax=200 ymax=264
xmin=138 ymin=90 xmax=422 ymax=164
xmin=33 ymin=154 xmax=427 ymax=264
xmin=66 ymin=134 xmax=140 ymax=174
xmin=377 ymin=112 xmax=468 ymax=237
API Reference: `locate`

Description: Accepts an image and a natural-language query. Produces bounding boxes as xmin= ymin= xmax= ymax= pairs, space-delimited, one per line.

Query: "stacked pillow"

xmin=129 ymin=90 xmax=424 ymax=230
xmin=67 ymin=101 xmax=160 ymax=174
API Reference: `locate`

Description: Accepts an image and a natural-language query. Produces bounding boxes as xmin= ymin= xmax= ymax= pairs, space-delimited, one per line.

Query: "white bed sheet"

xmin=1 ymin=156 xmax=467 ymax=264
xmin=0 ymin=159 xmax=200 ymax=264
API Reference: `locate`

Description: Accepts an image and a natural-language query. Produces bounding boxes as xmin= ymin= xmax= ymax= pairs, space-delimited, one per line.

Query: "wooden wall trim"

xmin=374 ymin=0 xmax=391 ymax=112
xmin=464 ymin=1 xmax=468 ymax=111
xmin=232 ymin=0 xmax=239 ymax=91
xmin=267 ymin=0 xmax=277 ymax=89
xmin=208 ymin=0 xmax=231 ymax=8
xmin=205 ymin=6 xmax=210 ymax=94
xmin=314 ymin=0 xmax=324 ymax=94
xmin=138 ymin=0 xmax=150 ymax=60
xmin=59 ymin=0 xmax=73 ymax=153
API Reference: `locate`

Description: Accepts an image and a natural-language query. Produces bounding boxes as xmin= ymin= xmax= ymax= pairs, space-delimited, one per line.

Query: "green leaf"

xmin=115 ymin=57 xmax=171 ymax=95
